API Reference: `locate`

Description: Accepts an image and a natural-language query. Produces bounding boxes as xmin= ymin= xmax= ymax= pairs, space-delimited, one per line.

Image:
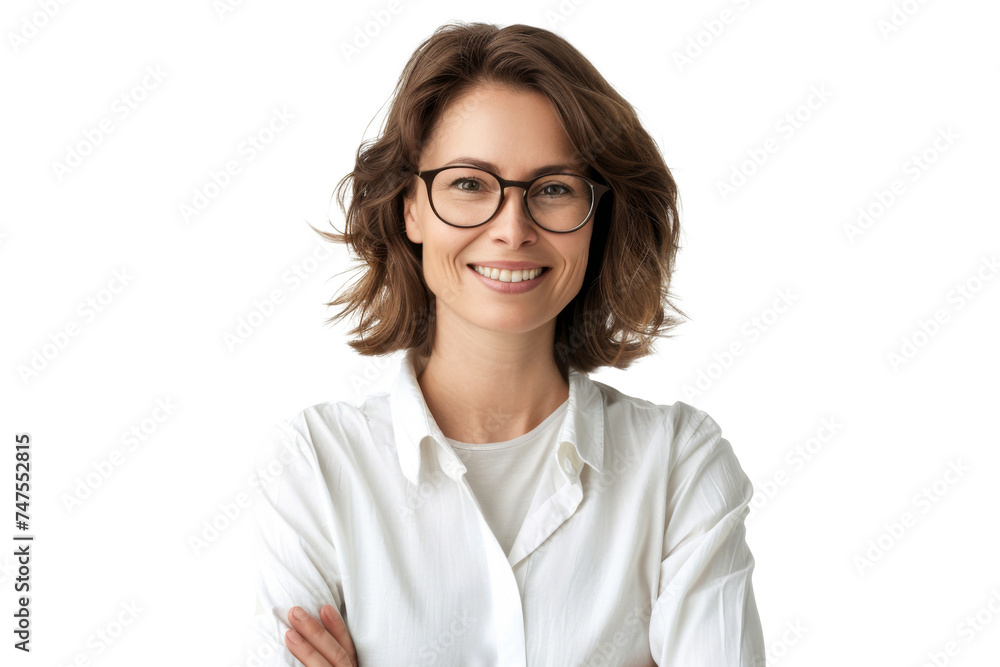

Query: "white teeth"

xmin=472 ymin=265 xmax=543 ymax=283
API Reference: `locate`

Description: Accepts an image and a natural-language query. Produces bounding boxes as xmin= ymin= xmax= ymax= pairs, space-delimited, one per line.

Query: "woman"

xmin=252 ymin=21 xmax=764 ymax=666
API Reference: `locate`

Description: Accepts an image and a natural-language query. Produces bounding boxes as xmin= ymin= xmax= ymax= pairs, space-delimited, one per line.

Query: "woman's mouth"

xmin=467 ymin=264 xmax=551 ymax=293
xmin=468 ymin=264 xmax=548 ymax=283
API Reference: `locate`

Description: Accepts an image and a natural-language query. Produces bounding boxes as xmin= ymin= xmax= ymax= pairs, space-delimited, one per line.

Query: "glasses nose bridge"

xmin=496 ymin=175 xmax=535 ymax=201
xmin=493 ymin=175 xmax=536 ymax=220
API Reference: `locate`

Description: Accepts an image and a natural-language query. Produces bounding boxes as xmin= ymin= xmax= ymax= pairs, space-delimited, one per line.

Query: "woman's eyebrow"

xmin=444 ymin=157 xmax=585 ymax=178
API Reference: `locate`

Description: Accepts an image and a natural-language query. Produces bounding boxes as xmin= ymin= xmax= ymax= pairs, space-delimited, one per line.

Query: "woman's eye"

xmin=539 ymin=184 xmax=570 ymax=196
xmin=453 ymin=179 xmax=480 ymax=191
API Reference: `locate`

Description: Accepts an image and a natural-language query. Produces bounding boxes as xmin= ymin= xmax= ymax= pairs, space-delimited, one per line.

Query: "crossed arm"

xmin=282 ymin=604 xmax=357 ymax=667
xmin=257 ymin=408 xmax=762 ymax=665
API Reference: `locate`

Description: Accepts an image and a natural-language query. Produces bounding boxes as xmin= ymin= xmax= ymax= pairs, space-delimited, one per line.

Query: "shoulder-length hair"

xmin=314 ymin=21 xmax=686 ymax=377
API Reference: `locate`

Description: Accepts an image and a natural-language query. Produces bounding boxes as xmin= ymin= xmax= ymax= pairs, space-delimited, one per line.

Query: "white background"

xmin=2 ymin=0 xmax=998 ymax=665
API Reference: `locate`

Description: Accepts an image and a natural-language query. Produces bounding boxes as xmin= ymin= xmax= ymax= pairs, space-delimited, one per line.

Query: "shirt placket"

xmin=507 ymin=445 xmax=584 ymax=569
xmin=443 ymin=442 xmax=585 ymax=667
xmin=448 ymin=459 xmax=528 ymax=667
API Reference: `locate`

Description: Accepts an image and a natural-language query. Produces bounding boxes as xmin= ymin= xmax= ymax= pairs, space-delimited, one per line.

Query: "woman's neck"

xmin=415 ymin=327 xmax=569 ymax=445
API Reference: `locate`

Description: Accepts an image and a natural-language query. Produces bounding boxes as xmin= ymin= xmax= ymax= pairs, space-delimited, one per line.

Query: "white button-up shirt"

xmin=251 ymin=348 xmax=764 ymax=666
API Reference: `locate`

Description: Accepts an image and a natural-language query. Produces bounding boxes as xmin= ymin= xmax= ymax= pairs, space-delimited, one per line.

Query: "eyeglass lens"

xmin=429 ymin=167 xmax=594 ymax=231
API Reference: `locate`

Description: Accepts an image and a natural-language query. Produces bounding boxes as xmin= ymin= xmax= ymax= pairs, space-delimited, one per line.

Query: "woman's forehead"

xmin=423 ymin=86 xmax=582 ymax=170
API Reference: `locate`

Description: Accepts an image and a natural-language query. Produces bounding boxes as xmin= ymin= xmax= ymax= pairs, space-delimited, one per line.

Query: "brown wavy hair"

xmin=312 ymin=21 xmax=686 ymax=377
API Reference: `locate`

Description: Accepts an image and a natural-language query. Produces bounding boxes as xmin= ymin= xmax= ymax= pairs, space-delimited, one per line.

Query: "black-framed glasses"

xmin=414 ymin=165 xmax=611 ymax=234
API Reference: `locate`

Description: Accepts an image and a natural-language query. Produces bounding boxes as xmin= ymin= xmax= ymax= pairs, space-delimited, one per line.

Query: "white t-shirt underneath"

xmin=444 ymin=399 xmax=568 ymax=558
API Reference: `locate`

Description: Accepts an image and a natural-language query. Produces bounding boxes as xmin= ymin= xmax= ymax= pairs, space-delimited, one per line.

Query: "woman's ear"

xmin=402 ymin=185 xmax=423 ymax=245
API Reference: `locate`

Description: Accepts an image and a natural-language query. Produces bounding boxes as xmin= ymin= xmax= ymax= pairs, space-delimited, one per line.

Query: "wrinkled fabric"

xmin=251 ymin=348 xmax=764 ymax=666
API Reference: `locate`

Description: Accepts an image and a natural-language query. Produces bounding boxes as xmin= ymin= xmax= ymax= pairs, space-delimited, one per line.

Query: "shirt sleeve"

xmin=250 ymin=417 xmax=346 ymax=666
xmin=648 ymin=406 xmax=765 ymax=666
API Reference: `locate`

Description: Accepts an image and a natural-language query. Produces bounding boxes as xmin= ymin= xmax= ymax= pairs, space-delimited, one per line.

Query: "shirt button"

xmin=561 ymin=459 xmax=575 ymax=475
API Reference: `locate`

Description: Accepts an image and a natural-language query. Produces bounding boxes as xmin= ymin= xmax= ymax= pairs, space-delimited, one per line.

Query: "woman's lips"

xmin=467 ymin=265 xmax=550 ymax=293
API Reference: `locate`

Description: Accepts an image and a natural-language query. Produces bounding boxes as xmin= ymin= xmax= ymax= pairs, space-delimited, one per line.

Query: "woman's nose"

xmin=488 ymin=189 xmax=538 ymax=244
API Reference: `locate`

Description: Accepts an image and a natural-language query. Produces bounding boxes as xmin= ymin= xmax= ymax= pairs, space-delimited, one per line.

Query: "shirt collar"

xmin=389 ymin=347 xmax=606 ymax=485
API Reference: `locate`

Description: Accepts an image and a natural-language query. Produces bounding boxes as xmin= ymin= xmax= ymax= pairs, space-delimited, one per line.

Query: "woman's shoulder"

xmin=255 ymin=393 xmax=392 ymax=467
xmin=591 ymin=376 xmax=713 ymax=427
xmin=588 ymin=376 xmax=726 ymax=454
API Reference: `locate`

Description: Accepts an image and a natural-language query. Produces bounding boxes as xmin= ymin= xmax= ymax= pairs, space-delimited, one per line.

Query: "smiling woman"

xmin=251 ymin=21 xmax=764 ymax=667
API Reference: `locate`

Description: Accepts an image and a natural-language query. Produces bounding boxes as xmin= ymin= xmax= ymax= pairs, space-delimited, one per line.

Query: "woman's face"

xmin=403 ymin=84 xmax=595 ymax=338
